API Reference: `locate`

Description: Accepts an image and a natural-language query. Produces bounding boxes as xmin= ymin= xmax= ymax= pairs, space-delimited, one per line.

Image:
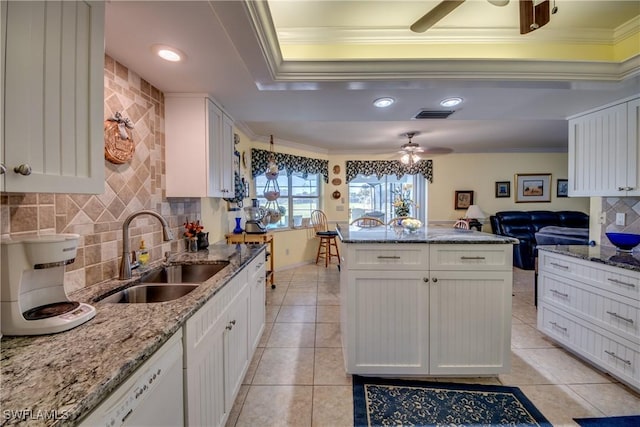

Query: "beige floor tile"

xmin=499 ymin=349 xmax=561 ymax=386
xmin=267 ymin=322 xmax=316 ymax=348
xmin=265 ymin=304 xmax=280 ymax=323
xmin=242 ymin=347 xmax=265 ymax=385
xmin=525 ymin=348 xmax=613 ymax=384
xmin=312 ymin=385 xmax=353 ymax=427
xmin=266 ymin=287 xmax=286 ymax=306
xmin=317 ymin=288 xmax=340 ymax=306
xmin=518 ymin=384 xmax=604 ymax=426
xmin=314 ymin=347 xmax=352 ymax=385
xmin=433 ymin=377 xmax=502 ymax=385
xmin=258 ymin=322 xmax=274 ymax=348
xmin=316 ymin=305 xmax=340 ymax=323
xmin=225 ymin=384 xmax=249 ymax=427
xmin=252 ymin=347 xmax=315 ymax=385
xmin=569 ymin=383 xmax=640 ymax=416
xmin=511 ymin=323 xmax=558 ymax=349
xmin=512 ymin=300 xmax=538 ymax=325
xmin=283 ymin=289 xmax=318 ymax=306
xmin=288 ymin=281 xmax=318 ymax=291
xmin=235 ymin=385 xmax=313 ymax=427
xmin=315 ymin=322 xmax=342 ymax=348
xmin=276 ymin=305 xmax=317 ymax=323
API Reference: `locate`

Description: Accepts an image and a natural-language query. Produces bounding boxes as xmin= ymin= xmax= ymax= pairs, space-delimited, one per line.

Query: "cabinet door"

xmin=2 ymin=1 xmax=104 ymax=194
xmin=626 ymin=98 xmax=640 ymax=196
xmin=429 ymin=271 xmax=512 ymax=375
xmin=568 ymin=103 xmax=627 ymax=196
xmin=225 ymin=283 xmax=249 ymax=408
xmin=345 ymin=270 xmax=429 ymax=375
xmin=249 ymin=257 xmax=266 ymax=352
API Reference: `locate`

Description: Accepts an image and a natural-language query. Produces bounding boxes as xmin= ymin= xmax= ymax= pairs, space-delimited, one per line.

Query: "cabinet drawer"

xmin=539 ymin=251 xmax=639 ymax=301
xmin=347 ymin=245 xmax=428 ymax=270
xmin=248 ymin=251 xmax=267 ymax=281
xmin=430 ymin=244 xmax=512 ymax=271
xmin=539 ymin=304 xmax=639 ymax=387
xmin=539 ymin=272 xmax=639 ymax=342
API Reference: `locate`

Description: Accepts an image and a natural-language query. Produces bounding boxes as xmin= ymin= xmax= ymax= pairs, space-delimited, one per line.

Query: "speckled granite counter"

xmin=337 ymin=224 xmax=518 ymax=244
xmin=537 ymin=244 xmax=640 ymax=272
xmin=0 ymin=242 xmax=265 ymax=426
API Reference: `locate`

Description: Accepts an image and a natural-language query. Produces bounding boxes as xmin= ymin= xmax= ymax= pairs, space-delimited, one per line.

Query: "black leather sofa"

xmin=490 ymin=210 xmax=589 ymax=270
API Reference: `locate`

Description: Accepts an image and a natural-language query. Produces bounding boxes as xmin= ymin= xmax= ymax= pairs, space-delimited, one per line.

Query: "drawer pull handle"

xmin=604 ymin=350 xmax=632 ymax=366
xmin=606 ymin=311 xmax=634 ymax=324
xmin=460 ymin=256 xmax=485 ymax=260
xmin=550 ymin=262 xmax=569 ymax=270
xmin=550 ymin=289 xmax=569 ymax=298
xmin=377 ymin=256 xmax=401 ymax=259
xmin=549 ymin=321 xmax=567 ymax=332
xmin=607 ymin=278 xmax=636 ymax=288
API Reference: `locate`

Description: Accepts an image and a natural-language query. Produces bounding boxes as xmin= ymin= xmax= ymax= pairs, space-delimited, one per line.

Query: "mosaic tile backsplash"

xmin=0 ymin=55 xmax=200 ymax=291
xmin=601 ymin=197 xmax=640 ymax=247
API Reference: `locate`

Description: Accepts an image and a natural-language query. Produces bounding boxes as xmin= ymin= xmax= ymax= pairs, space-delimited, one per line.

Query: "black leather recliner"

xmin=490 ymin=210 xmax=589 ymax=270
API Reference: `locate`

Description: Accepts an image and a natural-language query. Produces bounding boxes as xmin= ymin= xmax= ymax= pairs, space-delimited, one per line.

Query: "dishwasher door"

xmin=79 ymin=330 xmax=184 ymax=427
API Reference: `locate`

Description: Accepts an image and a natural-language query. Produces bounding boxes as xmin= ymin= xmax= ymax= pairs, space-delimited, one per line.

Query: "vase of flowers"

xmin=392 ymin=184 xmax=416 ymax=218
xmin=184 ymin=220 xmax=205 ymax=251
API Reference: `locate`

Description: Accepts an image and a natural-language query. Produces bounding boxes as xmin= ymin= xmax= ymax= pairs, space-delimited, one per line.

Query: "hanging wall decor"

xmin=263 ymin=135 xmax=282 ymax=224
xmin=104 ymin=112 xmax=135 ymax=164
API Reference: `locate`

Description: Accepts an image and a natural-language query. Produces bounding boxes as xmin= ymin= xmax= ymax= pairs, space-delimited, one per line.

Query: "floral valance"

xmin=251 ymin=149 xmax=329 ymax=183
xmin=345 ymin=160 xmax=433 ymax=183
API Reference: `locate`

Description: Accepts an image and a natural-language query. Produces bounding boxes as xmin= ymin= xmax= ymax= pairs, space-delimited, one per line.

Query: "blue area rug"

xmin=353 ymin=376 xmax=551 ymax=426
xmin=574 ymin=415 xmax=640 ymax=426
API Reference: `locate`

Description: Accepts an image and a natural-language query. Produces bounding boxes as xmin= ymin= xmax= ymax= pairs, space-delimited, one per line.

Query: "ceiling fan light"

xmin=373 ymin=97 xmax=395 ymax=108
xmin=440 ymin=97 xmax=463 ymax=108
xmin=488 ymin=0 xmax=509 ymax=6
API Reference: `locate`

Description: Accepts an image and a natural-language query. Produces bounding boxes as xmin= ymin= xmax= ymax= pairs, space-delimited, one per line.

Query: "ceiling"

xmin=104 ymin=1 xmax=640 ymax=156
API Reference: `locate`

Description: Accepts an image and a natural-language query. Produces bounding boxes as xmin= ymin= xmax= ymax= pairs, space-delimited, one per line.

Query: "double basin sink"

xmin=99 ymin=262 xmax=229 ymax=304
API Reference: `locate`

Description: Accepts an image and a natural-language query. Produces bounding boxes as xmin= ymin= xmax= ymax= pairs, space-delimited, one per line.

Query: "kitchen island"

xmin=337 ymin=225 xmax=518 ymax=376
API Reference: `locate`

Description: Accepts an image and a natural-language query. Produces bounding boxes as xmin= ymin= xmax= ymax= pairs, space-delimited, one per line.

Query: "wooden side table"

xmin=225 ymin=232 xmax=275 ymax=288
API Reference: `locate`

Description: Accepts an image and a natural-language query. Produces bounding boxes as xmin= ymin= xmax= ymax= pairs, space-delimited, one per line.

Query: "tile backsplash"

xmin=601 ymin=196 xmax=640 ymax=247
xmin=0 ymin=55 xmax=199 ymax=291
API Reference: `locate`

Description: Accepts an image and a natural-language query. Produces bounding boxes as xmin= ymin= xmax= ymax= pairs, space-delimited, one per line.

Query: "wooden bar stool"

xmin=311 ymin=210 xmax=340 ymax=268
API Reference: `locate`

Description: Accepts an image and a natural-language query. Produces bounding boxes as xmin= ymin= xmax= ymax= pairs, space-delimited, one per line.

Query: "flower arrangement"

xmin=183 ymin=220 xmax=204 ymax=238
xmin=401 ymin=218 xmax=422 ymax=232
xmin=392 ymin=184 xmax=416 ymax=217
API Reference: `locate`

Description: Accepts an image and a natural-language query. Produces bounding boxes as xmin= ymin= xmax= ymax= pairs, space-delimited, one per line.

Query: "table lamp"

xmin=464 ymin=205 xmax=486 ymax=231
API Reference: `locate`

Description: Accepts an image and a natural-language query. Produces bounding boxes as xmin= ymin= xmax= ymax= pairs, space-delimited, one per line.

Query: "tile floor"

xmin=226 ymin=264 xmax=640 ymax=427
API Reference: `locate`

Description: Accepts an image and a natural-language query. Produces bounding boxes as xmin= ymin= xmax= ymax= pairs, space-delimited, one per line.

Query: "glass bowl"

xmin=605 ymin=232 xmax=640 ymax=252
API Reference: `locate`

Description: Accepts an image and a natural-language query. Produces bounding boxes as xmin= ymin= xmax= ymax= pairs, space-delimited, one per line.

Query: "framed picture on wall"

xmin=557 ymin=179 xmax=568 ymax=197
xmin=495 ymin=181 xmax=510 ymax=198
xmin=515 ymin=173 xmax=551 ymax=203
xmin=454 ymin=190 xmax=474 ymax=210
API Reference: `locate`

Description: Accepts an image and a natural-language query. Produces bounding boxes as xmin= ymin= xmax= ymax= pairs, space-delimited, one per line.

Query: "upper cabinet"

xmin=165 ymin=94 xmax=234 ymax=198
xmin=1 ymin=1 xmax=105 ymax=194
xmin=568 ymin=96 xmax=640 ymax=197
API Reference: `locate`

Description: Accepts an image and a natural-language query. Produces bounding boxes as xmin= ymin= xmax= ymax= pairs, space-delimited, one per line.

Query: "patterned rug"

xmin=353 ymin=376 xmax=551 ymax=426
xmin=574 ymin=415 xmax=640 ymax=426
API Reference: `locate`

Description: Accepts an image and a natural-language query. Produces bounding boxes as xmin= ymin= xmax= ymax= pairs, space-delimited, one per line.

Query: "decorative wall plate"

xmin=332 ymin=190 xmax=341 ymax=199
xmin=333 ymin=165 xmax=341 ymax=174
xmin=104 ymin=119 xmax=134 ymax=164
xmin=331 ymin=178 xmax=342 ymax=185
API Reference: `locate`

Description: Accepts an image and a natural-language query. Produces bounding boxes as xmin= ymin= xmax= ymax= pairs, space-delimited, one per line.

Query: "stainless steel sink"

xmin=140 ymin=262 xmax=230 ymax=284
xmin=100 ymin=283 xmax=199 ymax=303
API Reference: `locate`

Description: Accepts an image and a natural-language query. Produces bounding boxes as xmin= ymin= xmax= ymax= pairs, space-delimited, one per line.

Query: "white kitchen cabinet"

xmin=1 ymin=0 xmax=105 ymax=194
xmin=568 ymin=96 xmax=640 ymax=197
xmin=537 ymin=249 xmax=639 ymax=391
xmin=341 ymin=243 xmax=513 ymax=376
xmin=165 ymin=94 xmax=235 ymax=198
xmin=248 ymin=253 xmax=266 ymax=352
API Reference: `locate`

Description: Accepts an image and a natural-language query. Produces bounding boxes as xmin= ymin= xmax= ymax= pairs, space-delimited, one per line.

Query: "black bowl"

xmin=605 ymin=232 xmax=640 ymax=252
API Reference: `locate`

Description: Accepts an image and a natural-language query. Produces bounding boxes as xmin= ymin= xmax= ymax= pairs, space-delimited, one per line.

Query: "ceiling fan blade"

xmin=520 ymin=0 xmax=551 ymax=34
xmin=410 ymin=0 xmax=466 ymax=33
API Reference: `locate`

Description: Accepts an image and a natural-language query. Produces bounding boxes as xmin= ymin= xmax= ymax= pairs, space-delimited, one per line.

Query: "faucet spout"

xmin=119 ymin=210 xmax=174 ymax=280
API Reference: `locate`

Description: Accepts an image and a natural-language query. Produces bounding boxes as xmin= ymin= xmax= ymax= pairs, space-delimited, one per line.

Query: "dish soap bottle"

xmin=138 ymin=239 xmax=150 ymax=266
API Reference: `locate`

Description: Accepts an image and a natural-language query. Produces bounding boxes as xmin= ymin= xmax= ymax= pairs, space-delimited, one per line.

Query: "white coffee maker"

xmin=1 ymin=234 xmax=96 ymax=336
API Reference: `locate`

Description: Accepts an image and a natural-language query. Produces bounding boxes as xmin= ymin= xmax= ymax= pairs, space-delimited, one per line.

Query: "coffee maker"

xmin=1 ymin=234 xmax=96 ymax=335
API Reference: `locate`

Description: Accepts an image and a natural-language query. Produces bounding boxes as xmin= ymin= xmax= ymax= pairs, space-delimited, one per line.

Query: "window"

xmin=254 ymin=172 xmax=321 ymax=229
xmin=348 ymin=174 xmax=427 ymax=224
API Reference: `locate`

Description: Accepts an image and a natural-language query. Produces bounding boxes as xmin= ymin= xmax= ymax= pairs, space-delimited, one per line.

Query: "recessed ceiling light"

xmin=373 ymin=97 xmax=395 ymax=108
xmin=440 ymin=97 xmax=463 ymax=108
xmin=151 ymin=44 xmax=186 ymax=62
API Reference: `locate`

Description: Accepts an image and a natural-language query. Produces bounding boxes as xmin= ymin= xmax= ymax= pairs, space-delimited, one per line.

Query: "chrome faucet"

xmin=119 ymin=210 xmax=175 ymax=280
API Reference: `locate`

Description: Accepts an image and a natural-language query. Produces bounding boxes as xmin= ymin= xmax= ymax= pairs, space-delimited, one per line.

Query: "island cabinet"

xmin=568 ymin=96 xmax=640 ymax=197
xmin=1 ymin=0 xmax=105 ymax=194
xmin=183 ymin=251 xmax=266 ymax=427
xmin=537 ymin=249 xmax=639 ymax=391
xmin=340 ymin=243 xmax=512 ymax=376
xmin=165 ymin=94 xmax=234 ymax=198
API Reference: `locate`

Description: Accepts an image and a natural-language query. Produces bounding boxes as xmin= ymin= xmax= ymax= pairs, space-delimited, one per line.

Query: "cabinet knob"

xmin=432 ymin=278 xmax=438 ymax=283
xmin=423 ymin=277 xmax=429 ymax=283
xmin=14 ymin=164 xmax=32 ymax=176
xmin=0 ymin=163 xmax=6 ymax=175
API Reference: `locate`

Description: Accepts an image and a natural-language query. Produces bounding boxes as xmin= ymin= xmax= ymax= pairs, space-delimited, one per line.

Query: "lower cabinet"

xmin=248 ymin=255 xmax=266 ymax=352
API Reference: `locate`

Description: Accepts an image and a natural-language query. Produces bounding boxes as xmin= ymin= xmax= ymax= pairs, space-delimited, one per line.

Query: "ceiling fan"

xmin=410 ymin=0 xmax=551 ymax=35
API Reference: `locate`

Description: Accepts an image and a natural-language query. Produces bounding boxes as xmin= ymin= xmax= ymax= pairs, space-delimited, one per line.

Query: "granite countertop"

xmin=0 ymin=242 xmax=265 ymax=426
xmin=537 ymin=244 xmax=640 ymax=272
xmin=337 ymin=224 xmax=518 ymax=244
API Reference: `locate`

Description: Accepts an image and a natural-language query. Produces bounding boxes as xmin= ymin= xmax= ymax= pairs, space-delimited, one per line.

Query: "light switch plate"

xmin=616 ymin=212 xmax=626 ymax=226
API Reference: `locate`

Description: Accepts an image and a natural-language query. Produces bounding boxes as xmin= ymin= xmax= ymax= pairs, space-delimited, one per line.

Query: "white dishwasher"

xmin=79 ymin=330 xmax=184 ymax=427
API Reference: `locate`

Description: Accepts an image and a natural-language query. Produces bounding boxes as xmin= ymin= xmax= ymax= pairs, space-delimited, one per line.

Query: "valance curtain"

xmin=345 ymin=160 xmax=433 ymax=183
xmin=251 ymin=149 xmax=329 ymax=183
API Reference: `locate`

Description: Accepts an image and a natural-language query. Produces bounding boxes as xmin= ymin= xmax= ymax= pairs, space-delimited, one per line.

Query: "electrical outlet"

xmin=616 ymin=212 xmax=626 ymax=226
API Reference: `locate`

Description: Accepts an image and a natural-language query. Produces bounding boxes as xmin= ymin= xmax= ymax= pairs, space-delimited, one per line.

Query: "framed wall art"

xmin=557 ymin=179 xmax=568 ymax=197
xmin=495 ymin=181 xmax=510 ymax=198
xmin=454 ymin=190 xmax=474 ymax=210
xmin=515 ymin=173 xmax=551 ymax=203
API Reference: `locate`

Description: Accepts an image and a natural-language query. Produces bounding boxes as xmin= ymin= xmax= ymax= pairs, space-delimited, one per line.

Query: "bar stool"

xmin=311 ymin=210 xmax=340 ymax=268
